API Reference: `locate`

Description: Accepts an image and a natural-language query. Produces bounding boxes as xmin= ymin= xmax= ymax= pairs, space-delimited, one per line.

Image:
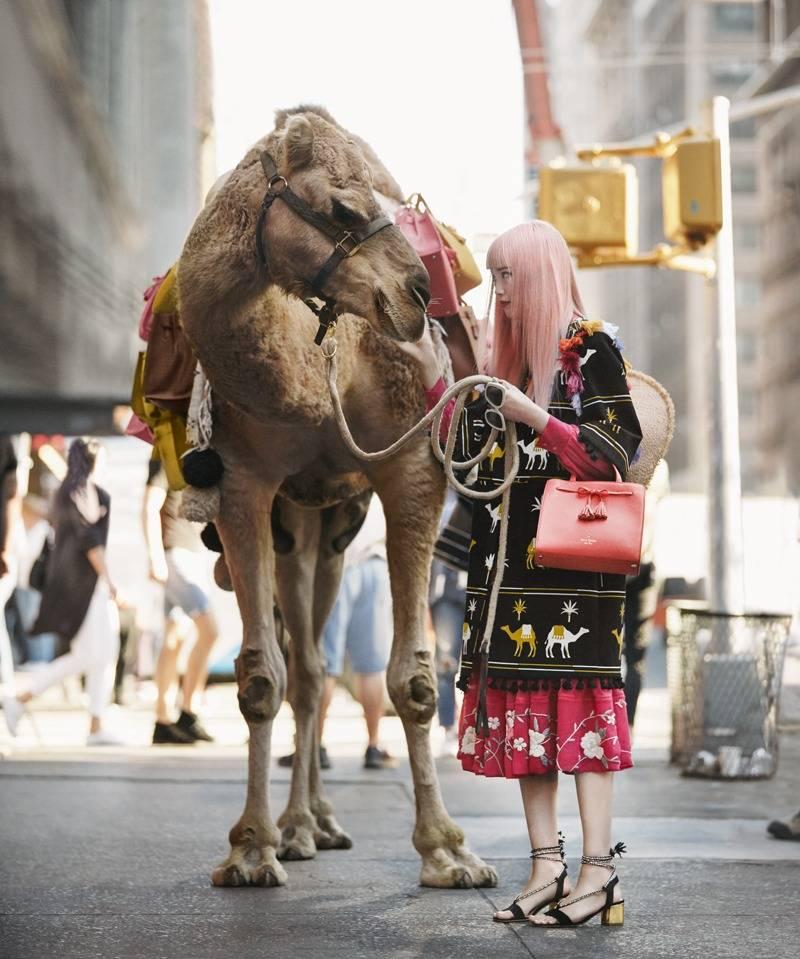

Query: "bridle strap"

xmin=255 ymin=150 xmax=393 ymax=300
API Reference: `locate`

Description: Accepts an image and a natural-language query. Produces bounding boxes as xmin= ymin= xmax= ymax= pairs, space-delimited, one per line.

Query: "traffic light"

xmin=539 ymin=164 xmax=638 ymax=255
xmin=662 ymin=138 xmax=723 ymax=246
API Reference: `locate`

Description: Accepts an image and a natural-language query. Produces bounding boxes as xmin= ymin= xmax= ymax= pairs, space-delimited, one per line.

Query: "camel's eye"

xmin=331 ymin=199 xmax=362 ymax=227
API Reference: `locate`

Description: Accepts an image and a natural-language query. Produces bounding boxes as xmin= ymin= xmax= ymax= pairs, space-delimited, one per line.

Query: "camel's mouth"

xmin=374 ymin=288 xmax=425 ymax=341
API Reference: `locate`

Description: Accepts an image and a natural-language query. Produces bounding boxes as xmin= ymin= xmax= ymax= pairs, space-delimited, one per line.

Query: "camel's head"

xmin=255 ymin=109 xmax=430 ymax=341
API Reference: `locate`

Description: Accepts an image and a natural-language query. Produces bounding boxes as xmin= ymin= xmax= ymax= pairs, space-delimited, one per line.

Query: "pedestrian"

xmin=429 ymin=493 xmax=470 ymax=754
xmin=0 ymin=434 xmax=20 ymax=700
xmin=623 ymin=458 xmax=669 ymax=724
xmin=143 ymin=461 xmax=218 ymax=744
xmin=399 ymin=220 xmax=642 ymax=927
xmin=279 ymin=494 xmax=395 ymax=770
xmin=2 ymin=438 xmax=123 ymax=745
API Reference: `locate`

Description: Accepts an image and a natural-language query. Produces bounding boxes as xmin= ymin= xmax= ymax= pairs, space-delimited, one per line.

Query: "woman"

xmin=400 ymin=221 xmax=642 ymax=927
xmin=3 ymin=438 xmax=122 ymax=745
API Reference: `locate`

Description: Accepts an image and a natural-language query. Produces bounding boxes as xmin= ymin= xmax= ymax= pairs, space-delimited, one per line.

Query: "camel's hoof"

xmin=315 ymin=828 xmax=353 ymax=850
xmin=277 ymin=824 xmax=317 ymax=861
xmin=211 ymin=847 xmax=287 ymax=888
xmin=419 ymin=846 xmax=498 ymax=889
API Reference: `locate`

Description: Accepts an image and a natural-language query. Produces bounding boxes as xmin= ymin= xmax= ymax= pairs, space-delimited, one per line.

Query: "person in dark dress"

xmin=2 ymin=439 xmax=122 ymax=745
xmin=399 ymin=221 xmax=641 ymax=928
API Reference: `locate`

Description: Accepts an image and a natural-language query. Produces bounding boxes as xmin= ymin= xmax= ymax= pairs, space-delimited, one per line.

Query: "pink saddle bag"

xmin=395 ymin=195 xmax=459 ymax=318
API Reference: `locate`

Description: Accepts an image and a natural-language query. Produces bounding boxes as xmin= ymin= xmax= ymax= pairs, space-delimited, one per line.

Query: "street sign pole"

xmin=703 ymin=96 xmax=745 ymax=616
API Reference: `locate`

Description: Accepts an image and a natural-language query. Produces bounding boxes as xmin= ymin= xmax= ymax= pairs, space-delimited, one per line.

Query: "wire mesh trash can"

xmin=667 ymin=606 xmax=792 ymax=779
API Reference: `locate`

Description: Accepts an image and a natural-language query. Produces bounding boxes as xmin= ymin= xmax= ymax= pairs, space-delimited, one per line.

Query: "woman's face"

xmin=490 ymin=267 xmax=513 ymax=317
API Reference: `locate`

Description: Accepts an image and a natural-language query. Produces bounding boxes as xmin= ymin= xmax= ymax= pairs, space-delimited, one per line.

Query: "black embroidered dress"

xmin=455 ymin=321 xmax=643 ymax=777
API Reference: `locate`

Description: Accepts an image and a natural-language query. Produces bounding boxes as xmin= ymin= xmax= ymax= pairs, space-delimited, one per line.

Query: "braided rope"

xmin=322 ymin=336 xmax=520 ymax=658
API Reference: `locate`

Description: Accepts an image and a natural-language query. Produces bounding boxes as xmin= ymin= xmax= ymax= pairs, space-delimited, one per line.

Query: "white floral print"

xmin=513 ymin=737 xmax=527 ymax=752
xmin=580 ymin=730 xmax=605 ymax=760
xmin=461 ymin=726 xmax=476 ymax=755
xmin=529 ymin=729 xmax=547 ymax=757
xmin=487 ymin=716 xmax=500 ymax=731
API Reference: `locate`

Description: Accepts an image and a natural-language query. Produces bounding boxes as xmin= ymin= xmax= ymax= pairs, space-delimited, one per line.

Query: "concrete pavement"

xmin=1 ymin=642 xmax=799 ymax=958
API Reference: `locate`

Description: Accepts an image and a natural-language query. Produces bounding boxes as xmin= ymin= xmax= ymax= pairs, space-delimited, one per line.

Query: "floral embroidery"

xmin=461 ymin=726 xmax=476 ymax=755
xmin=487 ymin=716 xmax=500 ymax=731
xmin=580 ymin=730 xmax=606 ymax=760
xmin=513 ymin=737 xmax=527 ymax=752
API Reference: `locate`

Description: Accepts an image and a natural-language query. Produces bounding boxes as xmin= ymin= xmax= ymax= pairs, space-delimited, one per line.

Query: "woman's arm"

xmin=87 ymin=545 xmax=116 ymax=600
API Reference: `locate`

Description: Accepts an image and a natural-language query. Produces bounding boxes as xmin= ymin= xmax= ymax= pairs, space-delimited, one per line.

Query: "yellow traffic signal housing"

xmin=662 ymin=138 xmax=722 ymax=246
xmin=539 ymin=164 xmax=638 ymax=255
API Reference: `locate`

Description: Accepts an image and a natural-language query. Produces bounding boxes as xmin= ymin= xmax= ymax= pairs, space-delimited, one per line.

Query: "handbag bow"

xmin=569 ymin=485 xmax=633 ymax=521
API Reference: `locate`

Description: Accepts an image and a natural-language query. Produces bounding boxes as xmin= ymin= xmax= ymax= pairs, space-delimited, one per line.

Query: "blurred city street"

xmin=2 ymin=641 xmax=800 ymax=959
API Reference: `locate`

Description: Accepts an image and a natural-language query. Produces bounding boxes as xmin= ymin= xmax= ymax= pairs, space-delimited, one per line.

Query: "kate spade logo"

xmin=580 ymin=537 xmax=598 ymax=545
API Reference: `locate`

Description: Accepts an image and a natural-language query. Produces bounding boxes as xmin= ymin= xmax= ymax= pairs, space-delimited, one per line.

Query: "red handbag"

xmin=534 ymin=472 xmax=645 ymax=575
xmin=395 ymin=195 xmax=460 ymax=317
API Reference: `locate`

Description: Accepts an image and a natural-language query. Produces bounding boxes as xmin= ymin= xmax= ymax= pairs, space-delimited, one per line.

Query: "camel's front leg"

xmin=373 ymin=457 xmax=497 ymax=889
xmin=211 ymin=476 xmax=287 ymax=887
xmin=273 ymin=497 xmax=353 ymax=859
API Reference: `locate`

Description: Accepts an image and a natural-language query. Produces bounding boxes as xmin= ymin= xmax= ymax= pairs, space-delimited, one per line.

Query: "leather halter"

xmin=255 ymin=151 xmax=393 ymax=345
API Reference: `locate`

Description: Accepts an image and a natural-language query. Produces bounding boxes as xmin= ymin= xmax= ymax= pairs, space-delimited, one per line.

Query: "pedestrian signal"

xmin=539 ymin=164 xmax=638 ymax=255
xmin=662 ymin=138 xmax=722 ymax=246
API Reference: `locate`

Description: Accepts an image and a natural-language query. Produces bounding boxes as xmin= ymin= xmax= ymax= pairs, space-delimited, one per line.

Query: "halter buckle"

xmin=335 ymin=232 xmax=361 ymax=257
xmin=267 ymin=174 xmax=288 ymax=195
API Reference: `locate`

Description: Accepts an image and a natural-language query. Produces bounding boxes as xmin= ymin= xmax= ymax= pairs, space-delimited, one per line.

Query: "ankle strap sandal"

xmin=493 ymin=832 xmax=568 ymax=924
xmin=542 ymin=841 xmax=626 ymax=927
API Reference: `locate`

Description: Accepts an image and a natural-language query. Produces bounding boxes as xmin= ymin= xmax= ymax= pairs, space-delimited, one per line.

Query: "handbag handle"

xmin=405 ymin=192 xmax=433 ymax=216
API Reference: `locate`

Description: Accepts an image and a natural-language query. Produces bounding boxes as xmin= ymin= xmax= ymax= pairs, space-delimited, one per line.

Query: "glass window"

xmin=737 ymin=331 xmax=756 ymax=364
xmin=711 ymin=3 xmax=757 ymax=34
xmin=708 ymin=61 xmax=757 ymax=96
xmin=735 ymin=278 xmax=761 ymax=307
xmin=734 ymin=221 xmax=761 ymax=248
xmin=731 ymin=165 xmax=757 ymax=193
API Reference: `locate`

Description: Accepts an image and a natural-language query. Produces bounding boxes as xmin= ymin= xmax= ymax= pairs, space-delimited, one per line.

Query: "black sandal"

xmin=535 ymin=842 xmax=626 ymax=927
xmin=493 ymin=834 xmax=568 ymax=923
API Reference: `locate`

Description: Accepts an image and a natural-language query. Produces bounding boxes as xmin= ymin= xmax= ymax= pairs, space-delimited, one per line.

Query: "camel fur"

xmin=176 ymin=106 xmax=495 ymax=891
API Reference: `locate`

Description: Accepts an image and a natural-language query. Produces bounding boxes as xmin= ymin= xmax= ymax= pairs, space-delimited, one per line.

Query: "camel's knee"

xmin=388 ymin=652 xmax=437 ymax=725
xmin=235 ymin=647 xmax=285 ymax=724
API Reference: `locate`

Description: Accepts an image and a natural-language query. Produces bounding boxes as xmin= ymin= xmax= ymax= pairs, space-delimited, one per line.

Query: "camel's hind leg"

xmin=272 ymin=496 xmax=356 ymax=859
xmin=211 ymin=474 xmax=287 ymax=887
xmin=370 ymin=454 xmax=497 ymax=890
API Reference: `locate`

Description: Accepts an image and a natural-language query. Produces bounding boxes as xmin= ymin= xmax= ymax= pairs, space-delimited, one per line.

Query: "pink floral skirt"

xmin=457 ymin=678 xmax=633 ymax=777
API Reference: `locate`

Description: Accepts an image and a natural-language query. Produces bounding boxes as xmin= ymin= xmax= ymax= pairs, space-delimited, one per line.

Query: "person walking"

xmin=399 ymin=220 xmax=642 ymax=927
xmin=143 ymin=461 xmax=218 ymax=744
xmin=2 ymin=438 xmax=123 ymax=745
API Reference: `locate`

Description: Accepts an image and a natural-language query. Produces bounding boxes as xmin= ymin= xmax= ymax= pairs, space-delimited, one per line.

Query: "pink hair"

xmin=485 ymin=221 xmax=585 ymax=409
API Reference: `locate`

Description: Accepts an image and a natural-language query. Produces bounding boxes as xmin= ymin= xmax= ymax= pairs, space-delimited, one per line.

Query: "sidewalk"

xmin=1 ymin=642 xmax=798 ymax=959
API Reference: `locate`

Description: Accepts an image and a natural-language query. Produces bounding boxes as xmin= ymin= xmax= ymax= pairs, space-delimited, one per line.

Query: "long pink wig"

xmin=485 ymin=220 xmax=585 ymax=409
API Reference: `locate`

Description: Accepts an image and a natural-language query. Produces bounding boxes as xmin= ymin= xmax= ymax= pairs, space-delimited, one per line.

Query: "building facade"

xmin=0 ymin=0 xmax=213 ymax=433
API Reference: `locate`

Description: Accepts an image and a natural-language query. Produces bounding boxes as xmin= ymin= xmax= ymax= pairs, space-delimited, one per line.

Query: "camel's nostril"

xmin=412 ymin=283 xmax=431 ymax=310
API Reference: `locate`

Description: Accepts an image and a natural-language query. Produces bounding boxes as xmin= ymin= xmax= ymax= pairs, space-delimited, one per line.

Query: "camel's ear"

xmin=284 ymin=115 xmax=315 ymax=172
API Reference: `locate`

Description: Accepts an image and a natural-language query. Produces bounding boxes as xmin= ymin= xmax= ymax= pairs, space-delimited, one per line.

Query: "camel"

xmin=487 ymin=442 xmax=505 ymax=468
xmin=175 ymin=106 xmax=495 ymax=891
xmin=517 ymin=436 xmax=548 ymax=470
xmin=501 ymin=623 xmax=537 ymax=657
xmin=485 ymin=501 xmax=503 ymax=533
xmin=545 ymin=625 xmax=589 ymax=659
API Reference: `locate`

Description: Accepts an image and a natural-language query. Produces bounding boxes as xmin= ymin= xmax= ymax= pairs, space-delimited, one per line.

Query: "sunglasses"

xmin=484 ymin=381 xmax=507 ymax=431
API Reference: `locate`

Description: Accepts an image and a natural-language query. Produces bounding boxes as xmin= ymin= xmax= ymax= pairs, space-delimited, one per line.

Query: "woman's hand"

xmin=492 ymin=381 xmax=550 ymax=433
xmin=394 ymin=320 xmax=442 ymax=389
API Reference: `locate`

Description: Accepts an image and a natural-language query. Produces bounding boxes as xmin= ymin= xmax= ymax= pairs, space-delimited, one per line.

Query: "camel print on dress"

xmin=177 ymin=106 xmax=496 ymax=891
xmin=517 ymin=436 xmax=549 ymax=470
xmin=545 ymin=625 xmax=589 ymax=659
xmin=500 ymin=623 xmax=538 ymax=657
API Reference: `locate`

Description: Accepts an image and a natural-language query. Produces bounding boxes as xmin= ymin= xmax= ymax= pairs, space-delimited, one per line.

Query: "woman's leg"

xmin=494 ymin=772 xmax=568 ymax=919
xmin=531 ymin=771 xmax=621 ymax=925
xmin=430 ymin=598 xmax=462 ymax=729
xmin=83 ymin=588 xmax=120 ymax=733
